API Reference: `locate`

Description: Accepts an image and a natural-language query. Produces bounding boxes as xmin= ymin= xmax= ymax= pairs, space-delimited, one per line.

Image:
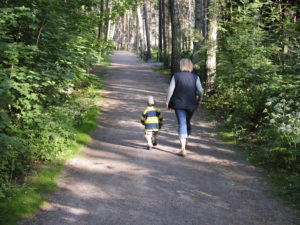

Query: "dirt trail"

xmin=21 ymin=51 xmax=299 ymax=225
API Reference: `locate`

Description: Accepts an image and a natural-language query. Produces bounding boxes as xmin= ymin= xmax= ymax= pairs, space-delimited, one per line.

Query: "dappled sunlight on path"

xmin=21 ymin=51 xmax=299 ymax=225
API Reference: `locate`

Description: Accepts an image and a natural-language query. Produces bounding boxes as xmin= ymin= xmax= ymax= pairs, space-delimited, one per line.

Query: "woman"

xmin=166 ymin=59 xmax=204 ymax=156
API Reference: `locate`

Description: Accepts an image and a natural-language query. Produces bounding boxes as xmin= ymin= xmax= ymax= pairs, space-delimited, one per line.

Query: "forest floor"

xmin=20 ymin=51 xmax=299 ymax=225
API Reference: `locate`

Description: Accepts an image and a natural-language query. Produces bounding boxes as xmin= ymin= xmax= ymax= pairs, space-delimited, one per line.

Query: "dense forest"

xmin=0 ymin=0 xmax=299 ymax=208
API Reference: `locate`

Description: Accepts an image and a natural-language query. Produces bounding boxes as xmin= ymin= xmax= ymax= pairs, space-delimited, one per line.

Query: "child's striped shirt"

xmin=141 ymin=106 xmax=163 ymax=131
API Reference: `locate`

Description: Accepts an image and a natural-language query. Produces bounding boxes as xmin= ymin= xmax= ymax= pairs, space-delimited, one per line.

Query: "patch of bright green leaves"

xmin=218 ymin=129 xmax=236 ymax=146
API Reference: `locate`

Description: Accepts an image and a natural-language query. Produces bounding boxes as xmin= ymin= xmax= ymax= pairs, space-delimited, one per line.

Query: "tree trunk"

xmin=117 ymin=19 xmax=121 ymax=49
xmin=153 ymin=7 xmax=158 ymax=48
xmin=130 ymin=12 xmax=136 ymax=50
xmin=169 ymin=0 xmax=181 ymax=74
xmin=159 ymin=0 xmax=163 ymax=61
xmin=121 ymin=17 xmax=125 ymax=49
xmin=97 ymin=0 xmax=104 ymax=63
xmin=188 ymin=0 xmax=193 ymax=50
xmin=136 ymin=8 xmax=140 ymax=54
xmin=144 ymin=0 xmax=151 ymax=60
xmin=205 ymin=0 xmax=217 ymax=93
xmin=181 ymin=33 xmax=184 ymax=51
xmin=98 ymin=0 xmax=104 ymax=40
xmin=104 ymin=0 xmax=112 ymax=41
xmin=148 ymin=1 xmax=152 ymax=50
xmin=194 ymin=0 xmax=202 ymax=55
xmin=137 ymin=3 xmax=145 ymax=58
xmin=127 ymin=11 xmax=131 ymax=51
xmin=203 ymin=0 xmax=208 ymax=38
xmin=110 ymin=22 xmax=116 ymax=40
xmin=162 ymin=0 xmax=167 ymax=66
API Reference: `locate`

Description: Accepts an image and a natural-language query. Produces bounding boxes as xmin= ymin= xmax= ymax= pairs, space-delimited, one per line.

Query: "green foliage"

xmin=0 ymin=165 xmax=63 ymax=225
xmin=181 ymin=49 xmax=193 ymax=60
xmin=0 ymin=74 xmax=103 ymax=223
xmin=261 ymin=95 xmax=300 ymax=171
xmin=218 ymin=130 xmax=236 ymax=146
xmin=0 ymin=0 xmax=114 ymax=200
xmin=151 ymin=48 xmax=159 ymax=61
xmin=96 ymin=40 xmax=114 ymax=55
xmin=199 ymin=0 xmax=300 ymax=203
xmin=152 ymin=65 xmax=171 ymax=76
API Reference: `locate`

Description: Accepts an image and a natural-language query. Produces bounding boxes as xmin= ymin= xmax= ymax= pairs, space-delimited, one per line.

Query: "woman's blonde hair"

xmin=180 ymin=58 xmax=194 ymax=72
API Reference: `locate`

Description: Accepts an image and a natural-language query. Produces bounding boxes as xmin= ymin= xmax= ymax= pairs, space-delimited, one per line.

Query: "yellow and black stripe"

xmin=141 ymin=107 xmax=163 ymax=131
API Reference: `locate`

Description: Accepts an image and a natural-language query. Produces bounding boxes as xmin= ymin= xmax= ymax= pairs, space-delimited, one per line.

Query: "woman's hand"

xmin=166 ymin=103 xmax=172 ymax=111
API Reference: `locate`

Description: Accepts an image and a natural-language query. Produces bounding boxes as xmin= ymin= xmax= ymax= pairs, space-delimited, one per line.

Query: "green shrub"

xmin=0 ymin=1 xmax=106 ymax=199
xmin=201 ymin=0 xmax=299 ymax=202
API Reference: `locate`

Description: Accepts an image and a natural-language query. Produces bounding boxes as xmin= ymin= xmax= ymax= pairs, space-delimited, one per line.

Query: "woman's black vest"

xmin=169 ymin=72 xmax=198 ymax=110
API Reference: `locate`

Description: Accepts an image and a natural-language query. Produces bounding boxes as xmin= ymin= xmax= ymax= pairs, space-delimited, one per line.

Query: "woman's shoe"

xmin=178 ymin=150 xmax=186 ymax=157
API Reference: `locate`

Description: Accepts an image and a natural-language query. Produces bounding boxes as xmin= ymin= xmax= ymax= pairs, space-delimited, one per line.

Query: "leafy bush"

xmin=0 ymin=0 xmax=106 ymax=199
xmin=261 ymin=94 xmax=300 ymax=171
xmin=201 ymin=0 xmax=299 ymax=199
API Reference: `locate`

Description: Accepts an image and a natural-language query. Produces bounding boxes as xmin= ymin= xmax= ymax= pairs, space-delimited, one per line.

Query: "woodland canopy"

xmin=0 ymin=0 xmax=299 ymax=205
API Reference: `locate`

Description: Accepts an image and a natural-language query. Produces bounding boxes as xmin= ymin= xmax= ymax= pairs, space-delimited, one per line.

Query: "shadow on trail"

xmin=33 ymin=146 xmax=261 ymax=224
xmin=31 ymin=136 xmax=284 ymax=225
xmin=21 ymin=51 xmax=299 ymax=225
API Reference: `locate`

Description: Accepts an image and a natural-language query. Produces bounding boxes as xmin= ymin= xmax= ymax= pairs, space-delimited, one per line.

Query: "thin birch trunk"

xmin=144 ymin=0 xmax=151 ymax=60
xmin=117 ymin=19 xmax=121 ymax=49
xmin=97 ymin=0 xmax=104 ymax=63
xmin=137 ymin=3 xmax=145 ymax=57
xmin=110 ymin=22 xmax=116 ymax=40
xmin=136 ymin=8 xmax=140 ymax=54
xmin=127 ymin=11 xmax=131 ymax=51
xmin=149 ymin=1 xmax=152 ymax=48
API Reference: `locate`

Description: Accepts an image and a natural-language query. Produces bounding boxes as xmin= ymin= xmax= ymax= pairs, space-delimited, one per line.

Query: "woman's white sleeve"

xmin=166 ymin=76 xmax=175 ymax=105
xmin=196 ymin=77 xmax=204 ymax=97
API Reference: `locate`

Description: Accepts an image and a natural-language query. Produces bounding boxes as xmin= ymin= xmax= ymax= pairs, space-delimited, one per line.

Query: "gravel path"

xmin=21 ymin=51 xmax=299 ymax=225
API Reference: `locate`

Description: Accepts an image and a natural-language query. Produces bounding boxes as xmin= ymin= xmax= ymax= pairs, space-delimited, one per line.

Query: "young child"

xmin=140 ymin=96 xmax=163 ymax=150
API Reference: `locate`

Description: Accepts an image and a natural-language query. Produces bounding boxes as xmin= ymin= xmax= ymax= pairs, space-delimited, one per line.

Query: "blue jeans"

xmin=175 ymin=109 xmax=194 ymax=139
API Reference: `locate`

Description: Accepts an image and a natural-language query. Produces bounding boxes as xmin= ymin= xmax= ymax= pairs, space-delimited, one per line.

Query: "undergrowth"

xmin=217 ymin=125 xmax=300 ymax=210
xmin=0 ymin=66 xmax=106 ymax=225
xmin=152 ymin=65 xmax=171 ymax=76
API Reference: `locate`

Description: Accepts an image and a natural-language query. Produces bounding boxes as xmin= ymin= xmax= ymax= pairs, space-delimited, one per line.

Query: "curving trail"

xmin=21 ymin=51 xmax=299 ymax=225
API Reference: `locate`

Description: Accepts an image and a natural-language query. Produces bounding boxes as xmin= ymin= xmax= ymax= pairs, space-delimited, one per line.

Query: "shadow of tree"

xmin=20 ymin=51 xmax=299 ymax=225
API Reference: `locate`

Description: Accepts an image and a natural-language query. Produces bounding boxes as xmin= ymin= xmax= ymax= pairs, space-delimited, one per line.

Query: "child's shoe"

xmin=152 ymin=136 xmax=157 ymax=146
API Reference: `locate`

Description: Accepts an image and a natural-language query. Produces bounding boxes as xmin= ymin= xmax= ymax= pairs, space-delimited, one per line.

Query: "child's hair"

xmin=147 ymin=95 xmax=155 ymax=106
